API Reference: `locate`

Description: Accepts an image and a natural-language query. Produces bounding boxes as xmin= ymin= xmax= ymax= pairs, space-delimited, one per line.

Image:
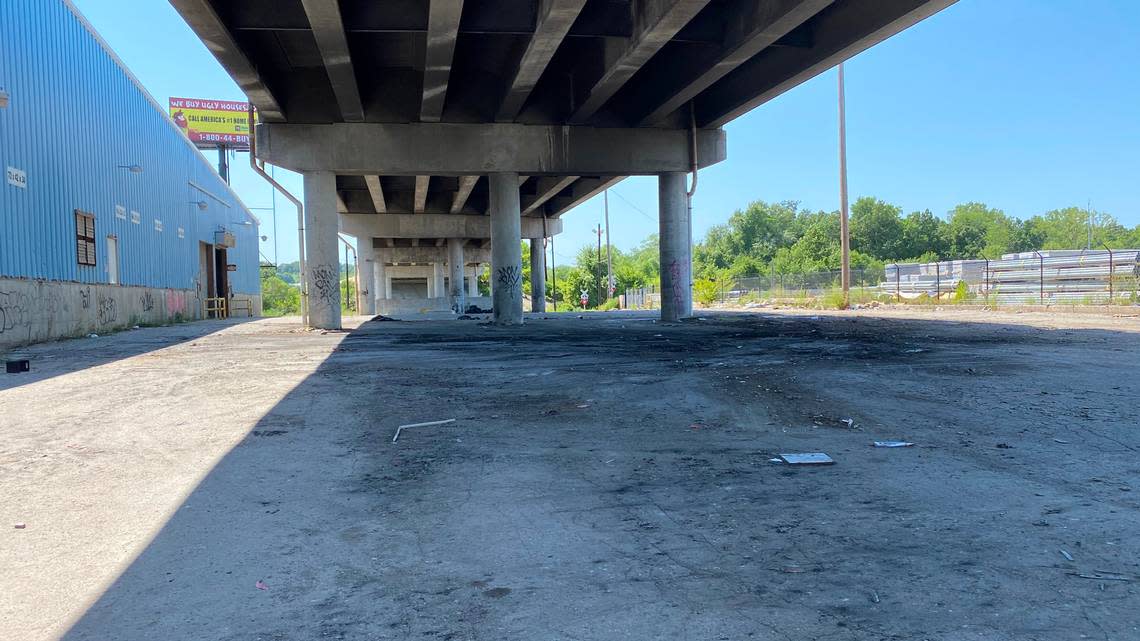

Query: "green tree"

xmin=850 ymin=197 xmax=904 ymax=260
xmin=260 ymin=270 xmax=300 ymax=316
xmin=899 ymin=209 xmax=949 ymax=260
xmin=946 ymin=202 xmax=1017 ymax=259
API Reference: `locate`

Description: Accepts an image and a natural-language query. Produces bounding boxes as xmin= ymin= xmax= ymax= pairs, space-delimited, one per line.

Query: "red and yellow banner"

xmin=169 ymin=97 xmax=256 ymax=149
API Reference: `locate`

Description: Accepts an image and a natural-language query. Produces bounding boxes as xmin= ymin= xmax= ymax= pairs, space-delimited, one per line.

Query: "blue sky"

xmin=72 ymin=0 xmax=1140 ymax=265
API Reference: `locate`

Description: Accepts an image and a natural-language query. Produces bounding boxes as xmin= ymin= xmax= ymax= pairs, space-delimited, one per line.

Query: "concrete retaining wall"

xmin=0 ymin=277 xmax=261 ymax=350
xmin=377 ymin=295 xmax=492 ymax=317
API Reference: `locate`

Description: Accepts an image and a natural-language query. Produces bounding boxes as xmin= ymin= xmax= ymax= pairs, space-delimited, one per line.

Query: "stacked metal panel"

xmin=881 ymin=251 xmax=1140 ymax=304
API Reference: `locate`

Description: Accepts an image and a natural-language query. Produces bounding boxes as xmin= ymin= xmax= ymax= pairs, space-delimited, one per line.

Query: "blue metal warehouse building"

xmin=0 ymin=0 xmax=261 ymax=349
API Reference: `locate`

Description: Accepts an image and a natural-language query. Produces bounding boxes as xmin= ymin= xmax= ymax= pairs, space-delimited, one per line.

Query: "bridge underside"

xmin=172 ymin=0 xmax=955 ymax=327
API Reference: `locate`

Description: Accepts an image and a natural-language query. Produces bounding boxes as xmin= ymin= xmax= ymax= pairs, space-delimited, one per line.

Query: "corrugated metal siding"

xmin=0 ymin=0 xmax=259 ymax=295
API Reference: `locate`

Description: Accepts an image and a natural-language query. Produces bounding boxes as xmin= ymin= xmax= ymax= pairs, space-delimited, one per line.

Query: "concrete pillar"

xmin=447 ymin=238 xmax=466 ymax=313
xmin=530 ymin=240 xmax=546 ymax=312
xmin=658 ymin=172 xmax=692 ymax=322
xmin=303 ymin=171 xmax=341 ymax=329
xmin=468 ymin=264 xmax=479 ymax=297
xmin=386 ymin=275 xmax=393 ymax=299
xmin=432 ymin=262 xmax=445 ymax=299
xmin=373 ymin=253 xmax=387 ymax=300
xmin=358 ymin=253 xmax=376 ymax=316
xmin=489 ymin=173 xmax=524 ymax=325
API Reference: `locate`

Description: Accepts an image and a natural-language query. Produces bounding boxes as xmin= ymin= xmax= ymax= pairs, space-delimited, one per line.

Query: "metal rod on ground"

xmin=837 ymin=63 xmax=851 ymax=309
xmin=392 ymin=418 xmax=456 ymax=443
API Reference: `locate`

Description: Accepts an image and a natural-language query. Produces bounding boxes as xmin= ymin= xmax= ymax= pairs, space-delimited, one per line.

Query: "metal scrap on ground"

xmin=779 ymin=453 xmax=835 ymax=465
xmin=874 ymin=441 xmax=915 ymax=448
xmin=392 ymin=418 xmax=457 ymax=443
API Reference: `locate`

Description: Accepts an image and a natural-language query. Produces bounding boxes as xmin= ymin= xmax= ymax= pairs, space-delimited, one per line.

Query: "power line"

xmin=609 ymin=188 xmax=656 ymax=222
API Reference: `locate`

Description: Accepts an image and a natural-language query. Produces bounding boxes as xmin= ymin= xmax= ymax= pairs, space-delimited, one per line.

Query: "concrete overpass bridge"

xmin=171 ymin=0 xmax=955 ymax=327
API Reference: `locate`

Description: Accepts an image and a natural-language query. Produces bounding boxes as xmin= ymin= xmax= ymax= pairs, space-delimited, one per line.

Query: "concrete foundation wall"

xmin=0 ymin=277 xmax=261 ymax=351
xmin=377 ymin=295 xmax=492 ymax=317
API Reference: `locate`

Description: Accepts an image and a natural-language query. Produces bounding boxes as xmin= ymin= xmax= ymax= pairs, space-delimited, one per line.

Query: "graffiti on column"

xmin=669 ymin=259 xmax=684 ymax=314
xmin=311 ymin=264 xmax=338 ymax=307
xmin=496 ymin=264 xmax=521 ymax=298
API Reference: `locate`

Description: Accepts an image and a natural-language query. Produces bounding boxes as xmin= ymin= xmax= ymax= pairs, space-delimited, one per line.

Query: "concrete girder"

xmin=373 ymin=246 xmax=491 ymax=266
xmin=168 ymin=0 xmax=285 ymax=121
xmin=299 ymin=0 xmax=365 ymax=122
xmin=421 ymin=0 xmax=465 ymax=122
xmin=569 ymin=0 xmax=713 ymax=123
xmin=364 ymin=175 xmax=387 ymax=213
xmin=340 ymin=213 xmax=560 ymax=240
xmin=545 ymin=176 xmax=626 ymax=218
xmin=638 ymin=0 xmax=834 ymax=125
xmin=495 ymin=0 xmax=588 ymax=122
xmin=414 ymin=176 xmax=430 ymax=213
xmin=255 ymin=123 xmax=726 ymax=176
xmin=522 ymin=176 xmax=579 ymax=214
xmin=450 ymin=176 xmax=479 ymax=213
xmin=698 ymin=0 xmax=958 ymax=128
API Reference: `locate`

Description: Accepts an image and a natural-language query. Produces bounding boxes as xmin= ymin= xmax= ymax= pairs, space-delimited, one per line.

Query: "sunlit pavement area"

xmin=3 ymin=310 xmax=1140 ymax=640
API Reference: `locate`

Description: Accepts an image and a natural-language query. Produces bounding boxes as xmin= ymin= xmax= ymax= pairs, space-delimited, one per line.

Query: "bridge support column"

xmin=432 ymin=263 xmax=445 ymax=299
xmin=530 ymin=240 xmax=546 ymax=313
xmin=358 ymin=251 xmax=376 ymax=315
xmin=659 ymin=172 xmax=692 ymax=322
xmin=447 ymin=238 xmax=466 ymax=314
xmin=468 ymin=264 xmax=480 ymax=297
xmin=303 ymin=171 xmax=341 ymax=329
xmin=374 ymin=254 xmax=387 ymax=302
xmin=490 ymin=172 xmax=524 ymax=325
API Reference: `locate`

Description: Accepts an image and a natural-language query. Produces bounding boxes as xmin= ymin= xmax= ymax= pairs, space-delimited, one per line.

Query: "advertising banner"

xmin=169 ymin=97 xmax=255 ymax=149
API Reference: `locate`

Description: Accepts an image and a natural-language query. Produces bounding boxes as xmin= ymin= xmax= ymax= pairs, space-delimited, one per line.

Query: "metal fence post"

xmin=935 ymin=262 xmax=940 ymax=300
xmin=1103 ymin=244 xmax=1114 ymax=303
xmin=1033 ymin=250 xmax=1044 ymax=304
xmin=894 ymin=263 xmax=900 ymax=301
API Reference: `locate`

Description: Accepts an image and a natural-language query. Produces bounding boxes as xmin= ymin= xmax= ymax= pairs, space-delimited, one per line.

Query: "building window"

xmin=75 ymin=209 xmax=96 ymax=266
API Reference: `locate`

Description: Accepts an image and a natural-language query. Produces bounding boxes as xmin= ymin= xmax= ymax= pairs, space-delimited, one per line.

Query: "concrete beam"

xmin=168 ymin=0 xmax=285 ymax=121
xmin=569 ymin=0 xmax=712 ymax=123
xmin=340 ymin=213 xmax=561 ymax=240
xmin=451 ymin=176 xmax=479 ymax=213
xmin=546 ymin=176 xmax=626 ymax=217
xmin=364 ymin=175 xmax=387 ymax=213
xmin=300 ymin=0 xmax=365 ymax=121
xmin=414 ymin=176 xmax=430 ymax=213
xmin=257 ymin=123 xmax=726 ymax=175
xmin=421 ymin=0 xmax=465 ymax=122
xmin=698 ymin=0 xmax=958 ymax=127
xmin=522 ymin=176 xmax=579 ymax=214
xmin=374 ymin=246 xmax=491 ymax=265
xmin=496 ymin=0 xmax=588 ymax=122
xmin=639 ymin=0 xmax=833 ymax=125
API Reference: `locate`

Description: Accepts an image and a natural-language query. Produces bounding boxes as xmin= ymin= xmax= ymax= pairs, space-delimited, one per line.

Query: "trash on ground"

xmin=1070 ymin=572 xmax=1130 ymax=582
xmin=870 ymin=590 xmax=881 ymax=603
xmin=1053 ymin=438 xmax=1070 ymax=444
xmin=576 ymin=404 xmax=590 ymax=409
xmin=1060 ymin=549 xmax=1074 ymax=561
xmin=995 ymin=443 xmax=1013 ymax=449
xmin=779 ymin=452 xmax=835 ymax=465
xmin=873 ymin=441 xmax=914 ymax=448
xmin=841 ymin=418 xmax=854 ymax=428
xmin=371 ymin=314 xmax=399 ymax=322
xmin=904 ymin=348 xmax=926 ymax=353
xmin=14 ymin=523 xmax=26 ymax=529
xmin=768 ymin=458 xmax=783 ymax=464
xmin=255 ymin=580 xmax=269 ymax=590
xmin=87 ymin=334 xmax=99 ymax=338
xmin=392 ymin=418 xmax=457 ymax=443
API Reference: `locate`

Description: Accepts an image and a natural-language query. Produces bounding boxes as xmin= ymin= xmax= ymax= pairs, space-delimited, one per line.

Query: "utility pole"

xmin=550 ymin=233 xmax=557 ymax=311
xmin=837 ymin=62 xmax=851 ymax=308
xmin=1087 ymin=198 xmax=1092 ymax=250
xmin=596 ymin=224 xmax=603 ymax=306
xmin=604 ymin=190 xmax=613 ymax=300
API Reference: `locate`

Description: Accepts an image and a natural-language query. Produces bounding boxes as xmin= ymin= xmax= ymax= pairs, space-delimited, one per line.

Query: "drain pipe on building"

xmin=249 ymin=107 xmax=308 ymax=327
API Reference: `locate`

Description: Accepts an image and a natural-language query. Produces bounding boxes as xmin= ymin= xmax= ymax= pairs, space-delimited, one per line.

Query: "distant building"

xmin=0 ymin=0 xmax=260 ymax=349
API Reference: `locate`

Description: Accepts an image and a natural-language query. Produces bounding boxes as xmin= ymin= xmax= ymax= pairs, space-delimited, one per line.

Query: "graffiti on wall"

xmin=0 ymin=291 xmax=32 ymax=335
xmin=97 ymin=295 xmax=117 ymax=326
xmin=166 ymin=290 xmax=188 ymax=317
xmin=80 ymin=287 xmax=91 ymax=310
xmin=311 ymin=264 xmax=338 ymax=307
xmin=139 ymin=291 xmax=155 ymax=312
xmin=496 ymin=264 xmax=521 ymax=298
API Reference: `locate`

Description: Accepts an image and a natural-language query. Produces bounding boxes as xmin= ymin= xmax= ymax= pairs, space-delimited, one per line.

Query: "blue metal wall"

xmin=0 ymin=0 xmax=260 ymax=295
